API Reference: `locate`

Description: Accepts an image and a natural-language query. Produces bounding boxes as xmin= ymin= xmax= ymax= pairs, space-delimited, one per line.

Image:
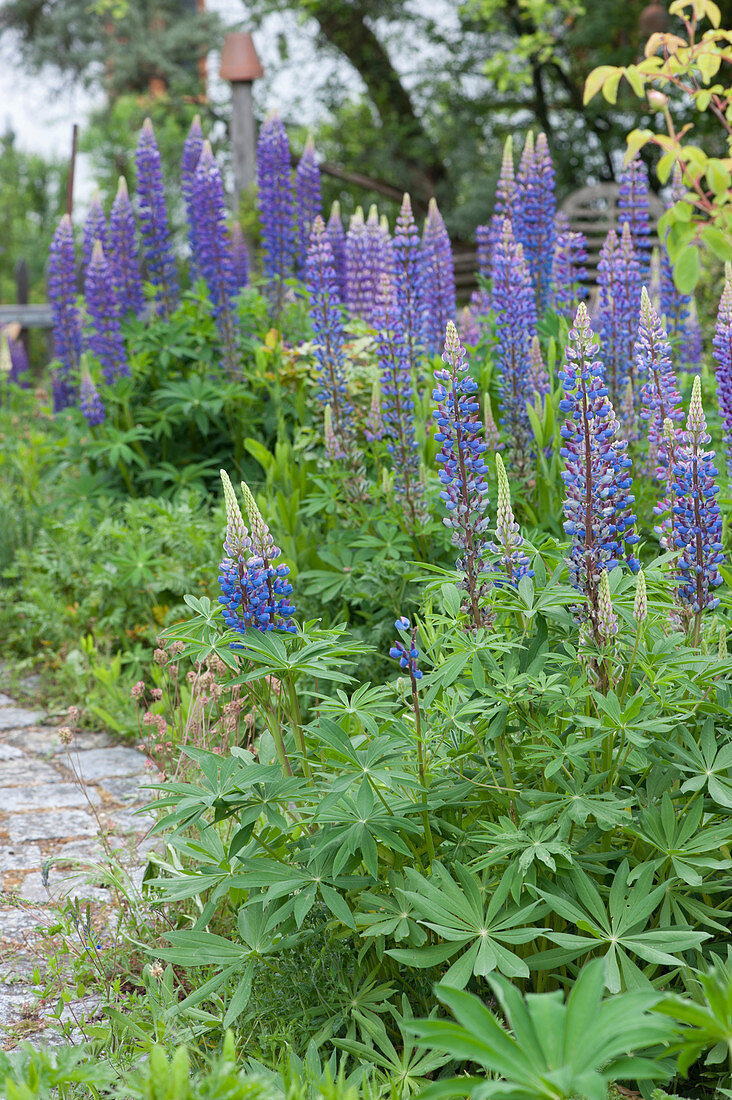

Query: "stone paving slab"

xmin=71 ymin=747 xmax=148 ymax=782
xmin=0 ymin=708 xmax=44 ymax=731
xmin=0 ymin=760 xmax=61 ymax=785
xmin=0 ymin=844 xmax=43 ymax=872
xmin=0 ymin=783 xmax=100 ymax=812
xmin=7 ymin=809 xmax=99 ymax=842
xmin=0 ymin=745 xmax=23 ymax=762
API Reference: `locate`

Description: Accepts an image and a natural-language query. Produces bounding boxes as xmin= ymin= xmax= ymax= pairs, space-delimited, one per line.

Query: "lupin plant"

xmin=135 ymin=118 xmax=179 ymax=317
xmin=231 ymin=222 xmax=250 ymax=293
xmin=419 ymin=198 xmax=455 ymax=356
xmin=637 ymin=286 xmax=684 ymax=472
xmin=490 ymin=218 xmax=536 ymax=468
xmin=109 ymin=177 xmax=144 ymax=318
xmin=324 ymin=403 xmax=347 ymax=461
xmin=85 ymin=240 xmax=130 ymax=385
xmin=240 ymin=480 xmax=296 ymax=633
xmin=79 ymin=368 xmax=106 ymax=427
xmin=514 ymin=131 xmax=535 ymax=250
xmin=218 ymin=469 xmax=258 ymax=634
xmin=519 ymin=132 xmax=556 ymax=312
xmin=48 ymin=214 xmax=82 ymax=411
xmin=527 ymin=334 xmax=550 ymax=400
xmin=559 ymin=303 xmax=638 ymax=641
xmin=364 ymin=379 xmax=384 ymax=442
xmin=345 ymin=207 xmax=369 ymax=319
xmin=306 ymin=217 xmax=351 ymax=447
xmin=257 ymin=112 xmax=296 ymax=292
xmin=83 ymin=192 xmax=108 ymax=271
xmin=392 ymin=193 xmax=422 ymax=372
xmin=191 ymin=142 xmax=240 ymax=374
xmin=713 ymin=266 xmax=732 ymax=473
xmin=433 ymin=321 xmax=492 ymax=629
xmin=485 ymin=135 xmax=516 ymax=262
xmin=672 ymin=375 xmax=724 ymax=641
xmin=597 ymin=569 xmax=618 ymax=644
xmin=596 ymin=225 xmax=642 ymax=408
xmin=492 ymin=453 xmax=532 ymax=585
xmin=295 ymin=137 xmax=322 ymax=274
xmin=363 ymin=205 xmax=392 ymax=326
xmin=375 ymin=275 xmax=424 ymax=530
xmin=550 ymin=212 xmax=588 ymax=318
xmin=181 ymin=114 xmax=204 ymax=276
xmin=326 ymin=201 xmax=347 ymax=301
xmin=618 ymin=154 xmax=652 ymax=284
xmin=458 ymin=305 xmax=480 ymax=347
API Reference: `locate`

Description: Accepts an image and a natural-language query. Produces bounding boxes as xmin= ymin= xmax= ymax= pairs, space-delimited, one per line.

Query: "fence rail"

xmin=0 ymin=304 xmax=53 ymax=328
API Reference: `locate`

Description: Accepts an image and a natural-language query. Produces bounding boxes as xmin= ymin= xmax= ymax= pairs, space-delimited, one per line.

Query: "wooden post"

xmin=220 ymin=33 xmax=263 ymax=211
xmin=14 ymin=259 xmax=29 ymax=359
xmin=66 ymin=123 xmax=78 ymax=218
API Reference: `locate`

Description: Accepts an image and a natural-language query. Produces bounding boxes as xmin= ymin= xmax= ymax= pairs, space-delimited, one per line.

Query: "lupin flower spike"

xmin=48 ymin=213 xmax=82 ymax=410
xmin=550 ymin=212 xmax=587 ymax=318
xmin=672 ymin=375 xmax=724 ymax=624
xmin=83 ymin=192 xmax=108 ymax=271
xmin=360 ymin=204 xmax=392 ymax=326
xmin=364 ymin=378 xmax=384 ymax=442
xmin=433 ymin=320 xmax=492 ymax=629
xmin=519 ymin=131 xmax=556 ymax=312
xmin=220 ymin=469 xmax=251 ymax=560
xmin=492 ymin=453 xmax=532 ymax=586
xmin=633 ymin=568 xmax=647 ymax=624
xmin=306 ymin=216 xmax=351 ymax=444
xmin=375 ymin=275 xmax=424 ymax=528
xmin=713 ymin=266 xmax=732 ymax=474
xmin=527 ymin=334 xmax=550 ymax=399
xmin=324 ymin=403 xmax=347 ymax=461
xmin=345 ymin=207 xmax=369 ymax=318
xmin=257 ymin=112 xmax=296 ymax=287
xmin=295 ymin=136 xmax=322 ymax=274
xmin=109 ymin=177 xmax=144 ymax=317
xmin=389 ymin=617 xmax=423 ymax=680
xmin=597 ymin=570 xmax=618 ymax=642
xmin=596 ymin=225 xmax=642 ymax=408
xmin=419 ymin=198 xmax=455 ymax=356
xmin=618 ymin=154 xmax=652 ymax=284
xmin=135 ymin=118 xmax=179 ymax=316
xmin=485 ymin=134 xmax=516 ymax=264
xmin=393 ymin=193 xmax=422 ymax=371
xmin=637 ymin=285 xmax=683 ymax=469
xmin=79 ymin=368 xmax=106 ymax=427
xmin=558 ymin=302 xmax=638 ymax=636
xmin=719 ymin=623 xmax=727 ymax=661
xmin=514 ymin=131 xmax=535 ymax=250
xmin=181 ymin=114 xmax=204 ymax=276
xmin=85 ymin=240 xmax=130 ymax=384
xmin=191 ymin=142 xmax=240 ymax=373
xmin=218 ymin=469 xmax=257 ymax=634
xmin=325 ymin=201 xmax=347 ymax=301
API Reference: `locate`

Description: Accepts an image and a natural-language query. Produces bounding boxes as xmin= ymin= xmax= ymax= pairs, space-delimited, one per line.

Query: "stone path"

xmin=0 ymin=693 xmax=154 ymax=1049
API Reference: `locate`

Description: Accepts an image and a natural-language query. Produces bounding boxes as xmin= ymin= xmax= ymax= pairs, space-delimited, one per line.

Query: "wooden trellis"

xmin=560 ymin=181 xmax=665 ymax=280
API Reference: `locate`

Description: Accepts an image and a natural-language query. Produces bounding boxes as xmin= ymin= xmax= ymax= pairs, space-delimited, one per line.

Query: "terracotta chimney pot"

xmin=219 ymin=32 xmax=264 ymax=83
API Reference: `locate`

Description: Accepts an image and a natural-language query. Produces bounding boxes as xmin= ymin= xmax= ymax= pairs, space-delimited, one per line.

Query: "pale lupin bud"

xmin=633 ymin=568 xmax=647 ymax=623
xmin=719 ymin=624 xmax=727 ymax=660
xmin=598 ymin=570 xmax=618 ymax=641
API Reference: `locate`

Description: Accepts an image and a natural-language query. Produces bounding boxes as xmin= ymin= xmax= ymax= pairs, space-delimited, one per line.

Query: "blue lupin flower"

xmin=393 ymin=193 xmax=422 ymax=372
xmin=181 ymin=114 xmax=204 ymax=278
xmin=240 ymin=481 xmax=296 ymax=633
xmin=192 ymin=141 xmax=240 ymax=373
xmin=433 ymin=320 xmax=492 ymax=629
xmin=85 ymin=240 xmax=130 ymax=385
xmin=135 ymin=118 xmax=179 ymax=317
xmin=375 ymin=275 xmax=424 ymax=527
xmin=83 ymin=192 xmax=108 ymax=271
xmin=325 ymin=201 xmax=347 ymax=301
xmin=218 ymin=469 xmax=258 ymax=633
xmin=486 ymin=135 xmax=517 ymax=264
xmin=419 ymin=198 xmax=455 ymax=356
xmin=517 ymin=132 xmax=556 ymax=313
xmin=361 ymin=204 xmax=393 ymax=326
xmin=618 ymin=155 xmax=653 ymax=285
xmin=713 ymin=268 xmax=732 ymax=474
xmin=490 ymin=218 xmax=537 ymax=466
xmin=637 ymin=286 xmax=684 ymax=466
xmin=558 ymin=303 xmax=639 ymax=634
xmin=79 ymin=369 xmax=106 ymax=427
xmin=306 ymin=216 xmax=351 ymax=446
xmin=389 ymin=617 xmax=423 ymax=679
xmin=550 ymin=212 xmax=587 ymax=318
xmin=295 ymin=136 xmax=322 ymax=274
xmin=345 ymin=207 xmax=373 ymax=320
xmin=492 ymin=453 xmax=532 ymax=585
xmin=672 ymin=376 xmax=724 ymax=624
xmin=596 ymin=224 xmax=642 ymax=410
xmin=48 ymin=214 xmax=82 ymax=410
xmin=257 ymin=112 xmax=296 ymax=288
xmin=109 ymin=177 xmax=144 ymax=317
xmin=231 ymin=221 xmax=250 ymax=292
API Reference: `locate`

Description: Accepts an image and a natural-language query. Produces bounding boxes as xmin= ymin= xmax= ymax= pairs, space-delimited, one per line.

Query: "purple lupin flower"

xmin=2 ymin=327 xmax=28 ymax=385
xmin=558 ymin=302 xmax=639 ymax=638
xmin=345 ymin=207 xmax=369 ymax=317
xmin=257 ymin=112 xmax=296 ymax=289
xmin=550 ymin=212 xmax=587 ymax=318
xmin=490 ymin=218 xmax=536 ymax=469
xmin=85 ymin=240 xmax=130 ymax=384
xmin=492 ymin=453 xmax=532 ymax=585
xmin=527 ymin=335 xmax=550 ymax=400
xmin=419 ymin=198 xmax=455 ymax=356
xmin=712 ymin=267 xmax=732 ymax=473
xmin=487 ymin=135 xmax=517 ymax=261
xmin=393 ymin=193 xmax=422 ymax=371
xmin=325 ymin=201 xmax=347 ymax=301
xmin=324 ymin=404 xmax=348 ymax=461
xmin=433 ymin=320 xmax=492 ymax=629
xmin=672 ymin=375 xmax=724 ymax=635
xmin=79 ymin=369 xmax=106 ymax=427
xmin=218 ymin=469 xmax=259 ymax=633
xmin=637 ymin=286 xmax=684 ymax=469
xmin=82 ymin=193 xmax=108 ymax=271
xmin=389 ymin=617 xmax=423 ymax=680
xmin=306 ymin=216 xmax=351 ymax=445
xmin=181 ymin=114 xmax=204 ymax=278
xmin=240 ymin=481 xmax=296 ymax=633
xmin=596 ymin=224 xmax=642 ymax=410
xmin=364 ymin=379 xmax=384 ymax=442
xmin=476 ymin=224 xmax=491 ymax=281
xmin=48 ymin=214 xmax=82 ymax=411
xmin=192 ymin=141 xmax=240 ymax=373
xmin=295 ymin=136 xmax=322 ymax=274
xmin=514 ymin=131 xmax=535 ymax=250
xmin=376 ymin=275 xmax=424 ymax=529
xmin=109 ymin=177 xmax=144 ymax=317
xmin=135 ymin=118 xmax=179 ymax=317
xmin=231 ymin=221 xmax=249 ymax=292
xmin=618 ymin=155 xmax=653 ymax=285
xmin=519 ymin=132 xmax=556 ymax=312
xmin=459 ymin=305 xmax=480 ymax=347
xmin=363 ymin=205 xmax=392 ymax=326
